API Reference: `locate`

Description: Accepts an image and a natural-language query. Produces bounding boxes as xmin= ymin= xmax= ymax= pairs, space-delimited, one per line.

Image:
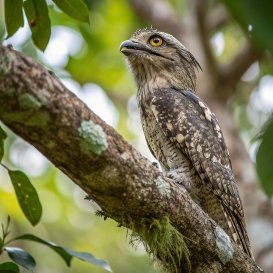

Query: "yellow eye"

xmin=149 ymin=36 xmax=163 ymax=47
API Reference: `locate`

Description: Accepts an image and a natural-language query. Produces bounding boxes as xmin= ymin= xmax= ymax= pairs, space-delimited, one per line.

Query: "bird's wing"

xmin=150 ymin=88 xmax=242 ymax=215
xmin=150 ymin=88 xmax=253 ymax=256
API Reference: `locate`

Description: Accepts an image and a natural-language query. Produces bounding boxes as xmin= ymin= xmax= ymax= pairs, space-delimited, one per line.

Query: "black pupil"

xmin=153 ymin=37 xmax=160 ymax=44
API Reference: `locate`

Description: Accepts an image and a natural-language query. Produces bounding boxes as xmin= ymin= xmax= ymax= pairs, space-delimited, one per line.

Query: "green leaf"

xmin=23 ymin=0 xmax=51 ymax=51
xmin=14 ymin=234 xmax=72 ymax=266
xmin=52 ymin=0 xmax=90 ymax=23
xmin=15 ymin=234 xmax=112 ymax=272
xmin=4 ymin=0 xmax=24 ymax=37
xmin=0 ymin=262 xmax=20 ymax=273
xmin=62 ymin=248 xmax=112 ymax=272
xmin=256 ymin=119 xmax=273 ymax=197
xmin=8 ymin=170 xmax=42 ymax=226
xmin=4 ymin=247 xmax=36 ymax=272
xmin=0 ymin=125 xmax=7 ymax=162
xmin=222 ymin=0 xmax=273 ymax=53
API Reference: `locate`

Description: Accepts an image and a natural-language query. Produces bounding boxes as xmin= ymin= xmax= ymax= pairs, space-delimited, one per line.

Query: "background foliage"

xmin=0 ymin=0 xmax=273 ymax=272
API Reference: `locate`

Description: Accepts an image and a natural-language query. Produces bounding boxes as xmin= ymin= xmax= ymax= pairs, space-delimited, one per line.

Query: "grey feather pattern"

xmin=151 ymin=88 xmax=252 ymax=257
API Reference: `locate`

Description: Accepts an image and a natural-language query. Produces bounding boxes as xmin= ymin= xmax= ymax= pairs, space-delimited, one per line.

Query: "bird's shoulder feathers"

xmin=150 ymin=88 xmax=243 ymax=217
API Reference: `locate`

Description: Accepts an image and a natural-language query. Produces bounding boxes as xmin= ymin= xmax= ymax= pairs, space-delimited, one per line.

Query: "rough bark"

xmin=0 ymin=45 xmax=263 ymax=272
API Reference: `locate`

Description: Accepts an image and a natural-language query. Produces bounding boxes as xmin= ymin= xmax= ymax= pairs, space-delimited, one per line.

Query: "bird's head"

xmin=120 ymin=28 xmax=201 ymax=91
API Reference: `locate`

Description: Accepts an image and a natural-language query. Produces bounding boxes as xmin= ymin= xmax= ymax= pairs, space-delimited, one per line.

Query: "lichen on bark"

xmin=215 ymin=226 xmax=234 ymax=264
xmin=19 ymin=93 xmax=42 ymax=110
xmin=154 ymin=176 xmax=171 ymax=198
xmin=78 ymin=120 xmax=108 ymax=155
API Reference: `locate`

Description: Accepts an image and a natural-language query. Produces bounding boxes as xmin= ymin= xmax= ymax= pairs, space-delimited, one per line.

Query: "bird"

xmin=120 ymin=28 xmax=253 ymax=258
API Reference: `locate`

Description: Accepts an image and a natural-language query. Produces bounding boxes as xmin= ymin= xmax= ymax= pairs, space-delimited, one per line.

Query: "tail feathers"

xmin=222 ymin=204 xmax=254 ymax=259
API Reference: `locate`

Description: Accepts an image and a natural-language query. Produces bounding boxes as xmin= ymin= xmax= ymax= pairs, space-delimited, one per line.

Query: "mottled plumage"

xmin=120 ymin=28 xmax=252 ymax=258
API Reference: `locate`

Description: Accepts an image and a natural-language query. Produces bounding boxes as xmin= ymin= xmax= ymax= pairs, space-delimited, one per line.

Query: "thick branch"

xmin=0 ymin=45 xmax=262 ymax=272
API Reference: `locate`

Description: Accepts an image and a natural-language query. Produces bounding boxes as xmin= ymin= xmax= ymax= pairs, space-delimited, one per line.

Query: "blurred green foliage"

xmin=47 ymin=0 xmax=141 ymax=137
xmin=222 ymin=0 xmax=273 ymax=198
xmin=256 ymin=118 xmax=273 ymax=197
xmin=222 ymin=0 xmax=273 ymax=54
xmin=53 ymin=0 xmax=90 ymax=23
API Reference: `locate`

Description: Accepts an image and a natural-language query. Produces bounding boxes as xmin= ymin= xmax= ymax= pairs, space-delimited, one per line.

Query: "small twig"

xmin=0 ymin=216 xmax=11 ymax=251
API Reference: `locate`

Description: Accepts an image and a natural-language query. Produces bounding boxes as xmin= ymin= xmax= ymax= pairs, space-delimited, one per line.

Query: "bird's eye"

xmin=149 ymin=36 xmax=164 ymax=47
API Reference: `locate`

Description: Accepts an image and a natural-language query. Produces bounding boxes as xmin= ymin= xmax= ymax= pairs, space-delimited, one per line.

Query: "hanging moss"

xmin=128 ymin=216 xmax=191 ymax=273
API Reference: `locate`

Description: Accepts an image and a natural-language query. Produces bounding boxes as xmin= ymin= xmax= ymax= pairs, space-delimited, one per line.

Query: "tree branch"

xmin=0 ymin=45 xmax=262 ymax=272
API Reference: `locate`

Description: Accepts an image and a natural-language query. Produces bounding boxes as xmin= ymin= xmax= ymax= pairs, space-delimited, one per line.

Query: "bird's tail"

xmin=222 ymin=204 xmax=254 ymax=259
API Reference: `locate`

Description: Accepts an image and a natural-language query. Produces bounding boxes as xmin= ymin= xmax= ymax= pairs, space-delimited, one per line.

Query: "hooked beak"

xmin=120 ymin=40 xmax=147 ymax=56
xmin=120 ymin=39 xmax=171 ymax=60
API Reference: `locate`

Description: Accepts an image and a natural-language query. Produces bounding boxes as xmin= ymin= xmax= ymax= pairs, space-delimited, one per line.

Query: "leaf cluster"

xmin=4 ymin=0 xmax=90 ymax=51
xmin=222 ymin=0 xmax=273 ymax=54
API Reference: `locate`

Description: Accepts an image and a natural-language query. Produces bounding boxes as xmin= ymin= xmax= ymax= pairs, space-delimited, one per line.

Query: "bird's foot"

xmin=164 ymin=168 xmax=192 ymax=193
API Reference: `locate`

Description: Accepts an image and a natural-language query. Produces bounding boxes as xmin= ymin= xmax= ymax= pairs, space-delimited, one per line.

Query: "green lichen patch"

xmin=26 ymin=112 xmax=50 ymax=127
xmin=154 ymin=176 xmax=171 ymax=198
xmin=19 ymin=93 xmax=41 ymax=110
xmin=78 ymin=120 xmax=108 ymax=155
xmin=2 ymin=111 xmax=50 ymax=127
xmin=129 ymin=216 xmax=191 ymax=273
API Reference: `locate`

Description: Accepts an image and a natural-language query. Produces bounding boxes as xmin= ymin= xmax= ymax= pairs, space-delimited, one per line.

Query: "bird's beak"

xmin=120 ymin=40 xmax=146 ymax=56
